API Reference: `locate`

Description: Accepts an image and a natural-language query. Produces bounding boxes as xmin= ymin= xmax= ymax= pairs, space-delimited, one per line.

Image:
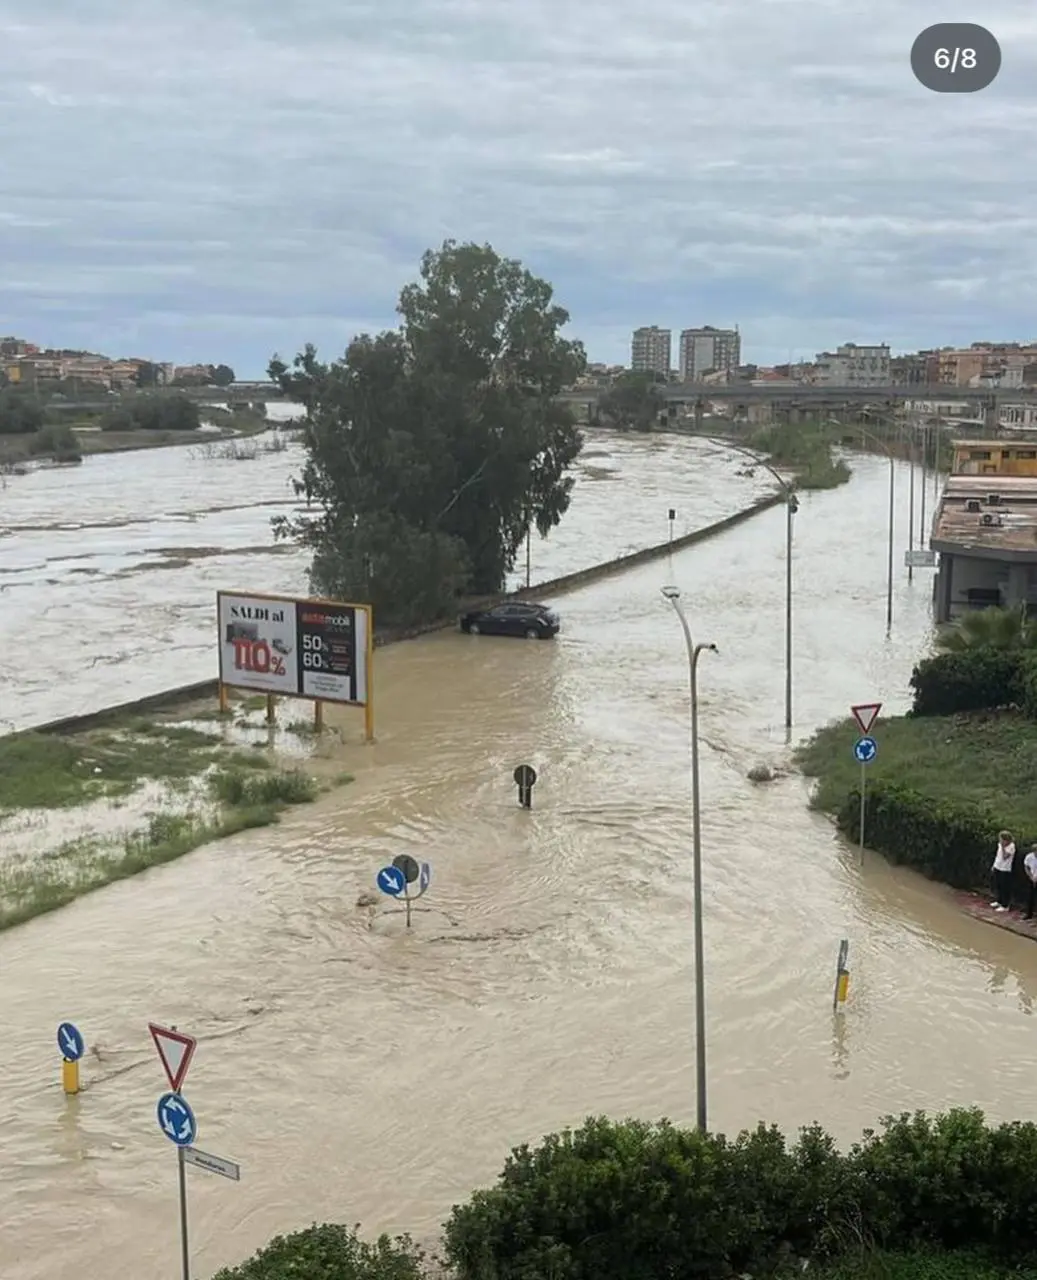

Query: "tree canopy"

xmin=270 ymin=241 xmax=586 ymax=627
xmin=0 ymin=387 xmax=45 ymax=435
xmin=100 ymin=393 xmax=201 ymax=432
xmin=597 ymin=370 xmax=666 ymax=431
xmin=212 ymin=363 xmax=236 ymax=386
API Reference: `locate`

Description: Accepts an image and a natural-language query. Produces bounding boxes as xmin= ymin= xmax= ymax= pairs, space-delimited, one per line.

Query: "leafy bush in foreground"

xmin=816 ymin=1248 xmax=1037 ymax=1278
xmin=212 ymin=1222 xmax=426 ymax=1280
xmin=442 ymin=1111 xmax=1037 ymax=1279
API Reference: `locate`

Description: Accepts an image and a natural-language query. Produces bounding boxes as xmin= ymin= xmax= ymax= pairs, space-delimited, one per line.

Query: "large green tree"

xmin=270 ymin=241 xmax=586 ymax=626
xmin=597 ymin=370 xmax=666 ymax=431
xmin=0 ymin=387 xmax=45 ymax=434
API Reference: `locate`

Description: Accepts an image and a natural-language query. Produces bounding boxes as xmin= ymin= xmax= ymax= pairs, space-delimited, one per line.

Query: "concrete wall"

xmin=22 ymin=491 xmax=783 ymax=739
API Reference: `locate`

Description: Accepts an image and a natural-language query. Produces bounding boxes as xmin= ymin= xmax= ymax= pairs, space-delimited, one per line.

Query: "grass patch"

xmin=750 ymin=420 xmax=852 ymax=491
xmin=796 ymin=710 xmax=1037 ymax=832
xmin=0 ymin=723 xmax=222 ymax=811
xmin=208 ymin=767 xmax=317 ymax=807
xmin=0 ymin=698 xmax=349 ymax=931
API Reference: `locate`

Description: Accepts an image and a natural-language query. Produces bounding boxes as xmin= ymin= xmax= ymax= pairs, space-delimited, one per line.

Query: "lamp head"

xmin=660 ymin=585 xmax=681 ymax=601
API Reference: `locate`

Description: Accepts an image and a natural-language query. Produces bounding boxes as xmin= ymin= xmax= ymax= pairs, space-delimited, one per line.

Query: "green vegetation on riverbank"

xmin=0 ymin=697 xmax=352 ymax=930
xmin=797 ymin=627 xmax=1037 ymax=893
xmin=751 ymin=418 xmax=852 ymax=490
xmin=213 ymin=1109 xmax=1037 ymax=1279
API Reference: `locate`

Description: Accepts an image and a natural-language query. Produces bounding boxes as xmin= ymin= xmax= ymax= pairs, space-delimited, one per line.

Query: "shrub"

xmin=442 ymin=1112 xmax=1037 ymax=1279
xmin=1016 ymin=651 xmax=1037 ymax=719
xmin=909 ymin=648 xmax=1023 ymax=717
xmin=836 ymin=781 xmax=1003 ymax=890
xmin=212 ymin=1222 xmax=426 ymax=1279
xmin=816 ymin=1248 xmax=1037 ymax=1278
xmin=208 ymin=767 xmax=316 ymax=808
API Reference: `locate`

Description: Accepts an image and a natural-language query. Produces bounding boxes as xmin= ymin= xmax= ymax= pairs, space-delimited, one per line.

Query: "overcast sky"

xmin=1 ymin=1 xmax=1034 ymax=375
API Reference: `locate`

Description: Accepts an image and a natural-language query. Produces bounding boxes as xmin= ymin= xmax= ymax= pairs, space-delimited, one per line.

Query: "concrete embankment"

xmin=20 ymin=491 xmax=783 ymax=739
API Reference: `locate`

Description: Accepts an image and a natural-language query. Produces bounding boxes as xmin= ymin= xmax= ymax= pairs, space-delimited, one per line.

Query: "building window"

xmin=969 ymin=450 xmax=992 ymax=460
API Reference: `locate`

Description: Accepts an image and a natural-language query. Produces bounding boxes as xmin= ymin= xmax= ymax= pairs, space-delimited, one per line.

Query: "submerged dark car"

xmin=459 ymin=601 xmax=560 ymax=639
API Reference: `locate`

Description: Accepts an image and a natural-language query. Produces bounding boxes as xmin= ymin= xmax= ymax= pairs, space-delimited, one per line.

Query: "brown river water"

xmin=1 ymin=431 xmax=1036 ymax=1279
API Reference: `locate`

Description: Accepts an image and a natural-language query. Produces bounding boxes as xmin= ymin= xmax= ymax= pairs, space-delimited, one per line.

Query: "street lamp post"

xmin=661 ymin=585 xmax=715 ymax=1134
xmin=825 ymin=417 xmax=896 ymax=633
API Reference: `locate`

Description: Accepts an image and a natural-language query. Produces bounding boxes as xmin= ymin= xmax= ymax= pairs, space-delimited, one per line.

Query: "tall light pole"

xmin=825 ymin=416 xmax=896 ymax=633
xmin=661 ymin=585 xmax=715 ymax=1134
xmin=691 ymin=435 xmax=796 ymax=733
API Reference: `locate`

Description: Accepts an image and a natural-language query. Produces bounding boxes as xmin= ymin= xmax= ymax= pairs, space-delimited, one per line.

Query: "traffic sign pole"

xmin=859 ymin=763 xmax=866 ymax=858
xmin=178 ymin=1146 xmax=190 ymax=1280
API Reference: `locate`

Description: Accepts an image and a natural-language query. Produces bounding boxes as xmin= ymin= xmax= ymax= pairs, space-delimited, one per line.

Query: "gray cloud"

xmin=0 ymin=0 xmax=1033 ymax=370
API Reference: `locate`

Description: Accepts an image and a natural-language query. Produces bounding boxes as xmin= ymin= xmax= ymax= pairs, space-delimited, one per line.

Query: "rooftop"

xmin=933 ymin=475 xmax=1037 ymax=557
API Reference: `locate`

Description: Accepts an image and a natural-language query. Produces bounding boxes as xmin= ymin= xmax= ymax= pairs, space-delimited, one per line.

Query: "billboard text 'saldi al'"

xmin=216 ymin=591 xmax=373 ymax=736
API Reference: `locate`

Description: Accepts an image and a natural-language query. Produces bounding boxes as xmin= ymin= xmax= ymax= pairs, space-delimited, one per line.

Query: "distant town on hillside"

xmin=0 ymin=336 xmax=237 ymax=393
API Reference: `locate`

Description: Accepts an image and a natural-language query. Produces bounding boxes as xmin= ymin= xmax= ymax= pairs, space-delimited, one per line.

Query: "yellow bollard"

xmin=62 ymin=1057 xmax=80 ymax=1096
xmin=836 ymin=971 xmax=850 ymax=1005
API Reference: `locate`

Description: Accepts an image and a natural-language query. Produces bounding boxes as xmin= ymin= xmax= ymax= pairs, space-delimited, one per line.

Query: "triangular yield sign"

xmin=148 ymin=1022 xmax=197 ymax=1093
xmin=851 ymin=702 xmax=882 ymax=736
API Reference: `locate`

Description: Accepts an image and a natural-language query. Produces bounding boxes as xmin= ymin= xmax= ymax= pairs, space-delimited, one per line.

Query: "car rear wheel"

xmin=469 ymin=622 xmax=481 ymax=635
xmin=525 ymin=627 xmax=540 ymax=639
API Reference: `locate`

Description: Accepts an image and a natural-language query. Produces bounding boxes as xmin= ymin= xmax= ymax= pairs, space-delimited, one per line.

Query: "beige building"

xmin=630 ymin=327 xmax=671 ymax=376
xmin=678 ymin=326 xmax=740 ymax=381
xmin=813 ymin=342 xmax=890 ymax=385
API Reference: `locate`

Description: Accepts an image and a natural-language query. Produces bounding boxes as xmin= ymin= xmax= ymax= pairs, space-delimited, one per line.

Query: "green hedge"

xmin=910 ymin=648 xmax=1024 ymax=716
xmin=817 ymin=1249 xmax=1037 ymax=1278
xmin=212 ymin=1223 xmax=426 ymax=1279
xmin=442 ymin=1110 xmax=1037 ymax=1279
xmin=836 ymin=780 xmax=1006 ymax=890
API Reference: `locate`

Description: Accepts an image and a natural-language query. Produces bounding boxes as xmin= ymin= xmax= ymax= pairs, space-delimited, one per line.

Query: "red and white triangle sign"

xmin=148 ymin=1022 xmax=197 ymax=1093
xmin=851 ymin=702 xmax=882 ymax=736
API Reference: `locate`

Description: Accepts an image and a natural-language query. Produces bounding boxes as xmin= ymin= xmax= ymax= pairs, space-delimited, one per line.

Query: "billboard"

xmin=216 ymin=591 xmax=371 ymax=705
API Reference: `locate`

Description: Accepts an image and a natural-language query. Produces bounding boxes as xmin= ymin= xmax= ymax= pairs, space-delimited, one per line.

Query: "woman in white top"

xmin=991 ymin=831 xmax=1016 ymax=912
xmin=1024 ymin=844 xmax=1037 ymax=921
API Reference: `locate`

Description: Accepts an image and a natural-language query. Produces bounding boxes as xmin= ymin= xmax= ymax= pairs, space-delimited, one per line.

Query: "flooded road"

xmin=2 ymin=449 xmax=1037 ymax=1280
xmin=0 ymin=426 xmax=770 ymax=731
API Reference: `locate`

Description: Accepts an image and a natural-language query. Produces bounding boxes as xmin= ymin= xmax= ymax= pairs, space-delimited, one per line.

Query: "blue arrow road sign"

xmin=57 ymin=1022 xmax=84 ymax=1062
xmin=377 ymin=865 xmax=406 ymax=896
xmin=419 ymin=862 xmax=431 ymax=893
xmin=157 ymin=1092 xmax=197 ymax=1147
xmin=853 ymin=736 xmax=878 ymax=764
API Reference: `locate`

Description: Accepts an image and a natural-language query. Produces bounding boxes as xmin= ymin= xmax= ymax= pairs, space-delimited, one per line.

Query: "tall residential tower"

xmin=678 ymin=326 xmax=741 ymax=381
xmin=631 ymin=326 xmax=672 ymax=376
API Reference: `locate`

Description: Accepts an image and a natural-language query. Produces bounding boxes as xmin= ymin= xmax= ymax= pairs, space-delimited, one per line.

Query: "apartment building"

xmin=813 ymin=342 xmax=891 ymax=386
xmin=677 ymin=326 xmax=740 ymax=382
xmin=630 ymin=327 xmax=671 ymax=376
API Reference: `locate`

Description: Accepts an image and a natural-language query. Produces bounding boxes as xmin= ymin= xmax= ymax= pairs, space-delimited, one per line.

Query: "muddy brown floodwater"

xmin=1 ymin=446 xmax=1036 ymax=1280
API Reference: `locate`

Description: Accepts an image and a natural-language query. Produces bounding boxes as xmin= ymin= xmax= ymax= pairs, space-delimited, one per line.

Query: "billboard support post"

xmin=218 ymin=683 xmax=229 ymax=714
xmin=266 ymin=694 xmax=276 ymax=725
xmin=364 ymin=612 xmax=375 ymax=743
xmin=314 ymin=699 xmax=324 ymax=732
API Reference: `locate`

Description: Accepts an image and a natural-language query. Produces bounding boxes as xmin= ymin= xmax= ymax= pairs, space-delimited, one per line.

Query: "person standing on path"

xmin=992 ymin=831 xmax=1016 ymax=912
xmin=1024 ymin=844 xmax=1037 ymax=921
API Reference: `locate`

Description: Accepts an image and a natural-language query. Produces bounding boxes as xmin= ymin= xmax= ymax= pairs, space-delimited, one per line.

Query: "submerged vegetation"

xmin=751 ymin=418 xmax=852 ymax=490
xmin=0 ymin=696 xmax=352 ymax=930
